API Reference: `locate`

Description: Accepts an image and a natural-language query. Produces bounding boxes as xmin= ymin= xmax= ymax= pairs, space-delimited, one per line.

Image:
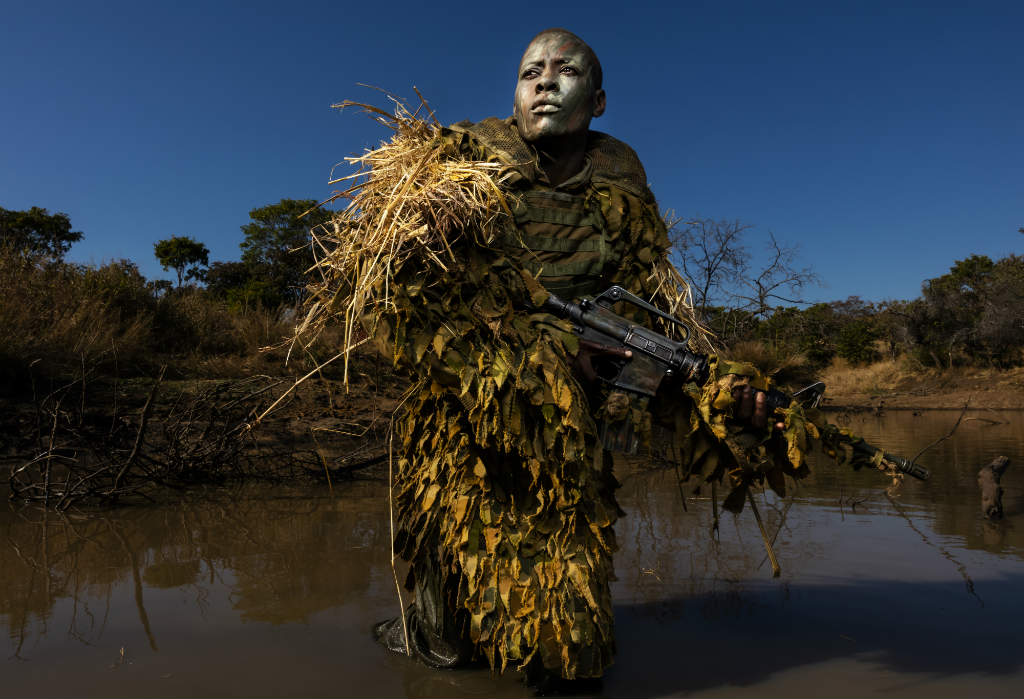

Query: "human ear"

xmin=592 ymin=89 xmax=606 ymax=118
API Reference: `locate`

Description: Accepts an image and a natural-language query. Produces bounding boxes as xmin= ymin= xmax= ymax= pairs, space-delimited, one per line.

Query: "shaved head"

xmin=514 ymin=29 xmax=606 ymax=144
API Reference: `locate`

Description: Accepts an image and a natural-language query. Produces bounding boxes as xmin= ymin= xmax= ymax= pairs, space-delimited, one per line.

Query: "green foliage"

xmin=0 ymin=206 xmax=83 ymax=260
xmin=835 ymin=319 xmax=879 ymax=365
xmin=80 ymin=259 xmax=156 ymax=318
xmin=901 ymin=254 xmax=1024 ymax=367
xmin=150 ymin=292 xmax=245 ymax=355
xmin=204 ymin=261 xmax=251 ymax=299
xmin=225 ymin=279 xmax=280 ymax=310
xmin=238 ymin=198 xmax=333 ymax=306
xmin=700 ymin=305 xmax=758 ymax=347
xmin=205 ymin=261 xmax=281 ymax=310
xmin=699 ymin=293 xmax=893 ymax=372
xmin=782 ymin=302 xmax=840 ymax=366
xmin=0 ymin=250 xmax=153 ymax=388
xmin=154 ymin=236 xmax=209 ymax=288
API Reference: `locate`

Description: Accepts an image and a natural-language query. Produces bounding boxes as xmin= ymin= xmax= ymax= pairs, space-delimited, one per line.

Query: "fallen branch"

xmin=911 ymin=399 xmax=971 ymax=465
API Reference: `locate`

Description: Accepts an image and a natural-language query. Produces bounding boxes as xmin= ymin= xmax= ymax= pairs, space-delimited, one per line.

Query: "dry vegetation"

xmin=819 ymin=358 xmax=1024 ymax=410
xmin=0 ymin=249 xmax=316 ymax=387
xmin=688 ymin=331 xmax=1024 ymax=410
xmin=296 ymin=97 xmax=513 ymax=382
xmin=0 ymin=247 xmax=406 ymax=508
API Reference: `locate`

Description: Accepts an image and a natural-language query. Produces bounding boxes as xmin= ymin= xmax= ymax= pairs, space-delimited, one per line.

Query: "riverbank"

xmin=818 ymin=360 xmax=1024 ymax=411
xmin=5 ymin=349 xmax=1022 ymax=508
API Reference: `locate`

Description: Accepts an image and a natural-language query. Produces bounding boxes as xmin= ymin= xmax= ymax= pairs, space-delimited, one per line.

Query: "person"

xmin=367 ymin=28 xmax=781 ymax=683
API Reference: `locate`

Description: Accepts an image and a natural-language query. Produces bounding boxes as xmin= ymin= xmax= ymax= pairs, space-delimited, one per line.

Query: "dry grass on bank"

xmin=0 ymin=249 xmax=350 ymax=391
xmin=820 ymin=357 xmax=906 ymax=398
xmin=820 ymin=358 xmax=1024 ymax=410
xmin=717 ymin=336 xmax=1024 ymax=410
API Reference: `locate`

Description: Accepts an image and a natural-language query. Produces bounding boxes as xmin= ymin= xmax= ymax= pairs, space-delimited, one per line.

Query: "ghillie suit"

xmin=298 ymin=101 xmax=897 ymax=680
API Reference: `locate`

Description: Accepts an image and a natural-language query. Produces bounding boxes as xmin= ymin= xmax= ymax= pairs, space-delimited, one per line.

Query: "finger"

xmin=752 ymin=390 xmax=768 ymax=429
xmin=735 ymin=385 xmax=754 ymax=422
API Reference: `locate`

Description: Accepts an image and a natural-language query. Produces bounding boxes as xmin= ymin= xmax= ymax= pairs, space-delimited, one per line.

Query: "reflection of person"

xmin=370 ymin=28 xmax=777 ymax=685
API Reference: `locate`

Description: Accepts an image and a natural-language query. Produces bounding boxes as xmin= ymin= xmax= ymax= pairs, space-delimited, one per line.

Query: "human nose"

xmin=535 ymin=66 xmax=558 ymax=92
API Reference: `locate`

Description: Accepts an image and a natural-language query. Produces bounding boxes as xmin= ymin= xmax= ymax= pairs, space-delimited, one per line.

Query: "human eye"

xmin=560 ymin=65 xmax=579 ymax=76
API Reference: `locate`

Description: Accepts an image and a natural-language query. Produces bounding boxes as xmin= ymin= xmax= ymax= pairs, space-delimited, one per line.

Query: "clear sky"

xmin=3 ymin=0 xmax=1021 ymax=304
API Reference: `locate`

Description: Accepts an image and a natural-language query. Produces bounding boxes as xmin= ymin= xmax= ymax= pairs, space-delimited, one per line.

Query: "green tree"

xmin=154 ymin=236 xmax=209 ymax=289
xmin=897 ymin=254 xmax=1024 ymax=367
xmin=0 ymin=206 xmax=83 ymax=260
xmin=205 ymin=261 xmax=251 ymax=299
xmin=205 ymin=260 xmax=277 ymax=309
xmin=976 ymin=254 xmax=1024 ymax=364
xmin=239 ymin=199 xmax=332 ymax=306
xmin=835 ymin=319 xmax=880 ymax=364
xmin=918 ymin=255 xmax=993 ymax=366
xmin=81 ymin=259 xmax=155 ymax=318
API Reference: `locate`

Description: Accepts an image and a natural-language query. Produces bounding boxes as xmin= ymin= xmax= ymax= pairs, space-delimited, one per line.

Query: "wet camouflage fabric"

xmin=365 ymin=118 xmax=680 ymax=679
xmin=362 ymin=117 xmax=871 ymax=679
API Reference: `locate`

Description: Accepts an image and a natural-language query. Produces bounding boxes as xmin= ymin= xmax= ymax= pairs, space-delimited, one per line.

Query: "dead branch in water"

xmin=7 ymin=360 xmax=395 ymax=509
xmin=911 ymin=399 xmax=971 ymax=465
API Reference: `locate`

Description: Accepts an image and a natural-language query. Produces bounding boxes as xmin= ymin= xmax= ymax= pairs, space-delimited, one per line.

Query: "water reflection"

xmin=2 ymin=482 xmax=391 ymax=657
xmin=813 ymin=409 xmax=1024 ymax=557
xmin=3 ymin=411 xmax=1023 ymax=697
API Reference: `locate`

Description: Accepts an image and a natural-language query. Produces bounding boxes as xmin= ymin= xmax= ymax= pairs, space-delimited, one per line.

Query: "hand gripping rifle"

xmin=541 ymin=285 xmax=930 ymax=481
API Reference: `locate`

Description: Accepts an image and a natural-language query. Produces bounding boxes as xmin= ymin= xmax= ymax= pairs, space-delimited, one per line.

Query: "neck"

xmin=532 ymin=131 xmax=588 ymax=187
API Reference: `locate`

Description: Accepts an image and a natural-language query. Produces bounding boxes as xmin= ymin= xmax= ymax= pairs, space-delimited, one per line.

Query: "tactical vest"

xmin=446 ymin=117 xmax=657 ymax=301
xmin=509 ymin=186 xmax=611 ymax=300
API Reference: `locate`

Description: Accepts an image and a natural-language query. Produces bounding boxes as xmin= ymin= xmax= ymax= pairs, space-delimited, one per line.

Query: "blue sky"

xmin=2 ymin=0 xmax=1021 ymax=304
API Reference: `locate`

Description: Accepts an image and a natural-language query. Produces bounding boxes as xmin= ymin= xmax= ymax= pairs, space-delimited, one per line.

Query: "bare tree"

xmin=666 ymin=215 xmax=818 ymax=320
xmin=733 ymin=232 xmax=818 ymax=318
xmin=666 ymin=215 xmax=751 ymax=316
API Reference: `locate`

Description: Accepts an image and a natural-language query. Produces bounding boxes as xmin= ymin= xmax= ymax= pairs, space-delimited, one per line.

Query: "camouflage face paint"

xmin=513 ymin=33 xmax=605 ymax=143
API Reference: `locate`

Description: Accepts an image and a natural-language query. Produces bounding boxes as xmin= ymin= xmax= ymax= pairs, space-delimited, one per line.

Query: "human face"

xmin=513 ymin=33 xmax=606 ymax=143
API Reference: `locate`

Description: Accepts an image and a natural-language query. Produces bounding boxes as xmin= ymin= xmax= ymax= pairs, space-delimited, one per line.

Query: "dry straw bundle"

xmin=648 ymin=256 xmax=715 ymax=353
xmin=294 ymin=95 xmax=516 ymax=381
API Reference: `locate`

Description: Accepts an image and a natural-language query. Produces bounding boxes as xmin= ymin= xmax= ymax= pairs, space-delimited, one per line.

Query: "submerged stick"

xmin=310 ymin=428 xmax=333 ymax=493
xmin=886 ymin=492 xmax=983 ymax=607
xmin=748 ymin=490 xmax=781 ymax=577
xmin=911 ymin=399 xmax=970 ymax=465
xmin=673 ymin=461 xmax=688 ymax=512
xmin=710 ymin=480 xmax=720 ymax=538
xmin=757 ymin=499 xmax=794 ymax=571
xmin=387 ymin=421 xmax=411 ymax=656
xmin=116 ymin=365 xmax=166 ymax=489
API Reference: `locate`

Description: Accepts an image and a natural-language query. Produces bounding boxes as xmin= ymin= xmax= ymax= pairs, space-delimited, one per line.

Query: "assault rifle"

xmin=541 ymin=285 xmax=930 ymax=481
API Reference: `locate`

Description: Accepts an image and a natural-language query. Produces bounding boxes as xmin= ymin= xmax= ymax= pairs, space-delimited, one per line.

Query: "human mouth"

xmin=532 ymin=103 xmax=560 ymax=114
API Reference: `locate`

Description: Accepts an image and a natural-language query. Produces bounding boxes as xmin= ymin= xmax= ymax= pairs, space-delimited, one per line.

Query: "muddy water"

xmin=3 ymin=410 xmax=1023 ymax=697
